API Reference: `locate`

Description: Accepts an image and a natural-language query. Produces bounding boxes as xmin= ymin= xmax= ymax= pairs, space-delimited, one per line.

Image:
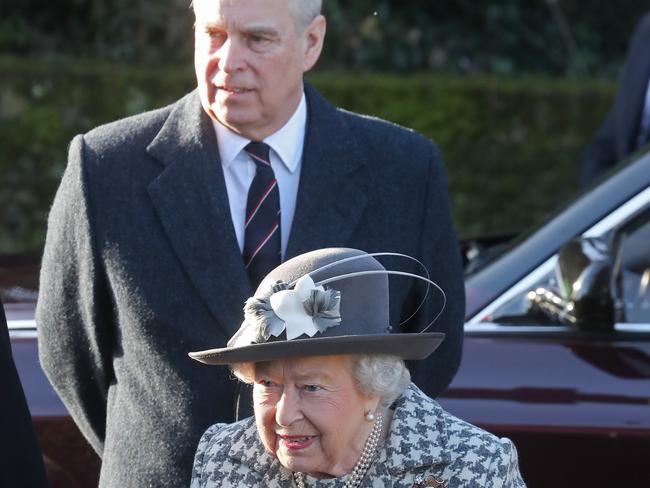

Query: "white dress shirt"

xmin=214 ymin=93 xmax=306 ymax=257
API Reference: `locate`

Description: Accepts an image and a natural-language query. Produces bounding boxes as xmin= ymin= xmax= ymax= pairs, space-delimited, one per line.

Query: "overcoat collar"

xmin=284 ymin=82 xmax=370 ymax=260
xmin=224 ymin=384 xmax=451 ymax=485
xmin=144 ymin=84 xmax=371 ymax=336
xmin=146 ymin=91 xmax=251 ymax=336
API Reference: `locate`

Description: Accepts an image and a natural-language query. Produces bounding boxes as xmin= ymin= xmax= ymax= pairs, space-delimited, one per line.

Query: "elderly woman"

xmin=190 ymin=248 xmax=525 ymax=487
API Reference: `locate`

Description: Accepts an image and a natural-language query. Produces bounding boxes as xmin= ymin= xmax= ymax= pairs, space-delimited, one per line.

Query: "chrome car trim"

xmin=7 ymin=319 xmax=37 ymax=330
xmin=9 ymin=329 xmax=38 ymax=340
xmin=469 ymin=186 xmax=650 ymax=325
xmin=583 ymin=186 xmax=650 ymax=237
xmin=7 ymin=319 xmax=38 ymax=339
xmin=467 ymin=256 xmax=556 ymax=324
xmin=464 ymin=323 xmax=650 ymax=334
xmin=615 ymin=323 xmax=650 ymax=333
xmin=464 ymin=323 xmax=568 ymax=333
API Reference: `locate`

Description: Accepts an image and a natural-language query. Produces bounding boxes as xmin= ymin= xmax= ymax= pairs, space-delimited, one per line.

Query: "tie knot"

xmin=245 ymin=141 xmax=271 ymax=168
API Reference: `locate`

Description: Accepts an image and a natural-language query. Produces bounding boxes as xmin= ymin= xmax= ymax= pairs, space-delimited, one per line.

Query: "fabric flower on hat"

xmin=236 ymin=275 xmax=341 ymax=345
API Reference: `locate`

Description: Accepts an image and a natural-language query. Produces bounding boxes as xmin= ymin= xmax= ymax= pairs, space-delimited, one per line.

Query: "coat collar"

xmin=383 ymin=384 xmax=452 ymax=474
xmin=144 ymin=85 xmax=372 ymax=337
xmin=146 ymin=90 xmax=252 ymax=337
xmin=284 ymin=82 xmax=370 ymax=260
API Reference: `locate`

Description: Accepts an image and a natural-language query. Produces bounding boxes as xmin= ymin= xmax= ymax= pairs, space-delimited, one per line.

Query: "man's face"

xmin=193 ymin=0 xmax=325 ymax=141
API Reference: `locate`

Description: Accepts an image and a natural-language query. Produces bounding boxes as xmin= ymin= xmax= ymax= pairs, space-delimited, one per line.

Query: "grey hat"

xmin=189 ymin=248 xmax=445 ymax=365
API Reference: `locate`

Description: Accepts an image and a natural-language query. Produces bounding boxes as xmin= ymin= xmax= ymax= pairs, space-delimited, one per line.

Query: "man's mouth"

xmin=217 ymin=85 xmax=251 ymax=94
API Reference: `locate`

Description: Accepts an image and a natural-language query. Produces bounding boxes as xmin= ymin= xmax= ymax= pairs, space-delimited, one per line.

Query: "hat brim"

xmin=189 ymin=332 xmax=445 ymax=365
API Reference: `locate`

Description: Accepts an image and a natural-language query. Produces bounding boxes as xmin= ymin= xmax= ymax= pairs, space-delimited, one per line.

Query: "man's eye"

xmin=247 ymin=34 xmax=274 ymax=53
xmin=258 ymin=379 xmax=275 ymax=387
xmin=205 ymin=29 xmax=226 ymax=42
xmin=303 ymin=384 xmax=321 ymax=392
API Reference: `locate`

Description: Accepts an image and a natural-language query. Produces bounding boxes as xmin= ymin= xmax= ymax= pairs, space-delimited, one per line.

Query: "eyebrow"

xmin=256 ymin=365 xmax=335 ymax=383
xmin=244 ymin=26 xmax=279 ymax=36
xmin=293 ymin=370 xmax=334 ymax=383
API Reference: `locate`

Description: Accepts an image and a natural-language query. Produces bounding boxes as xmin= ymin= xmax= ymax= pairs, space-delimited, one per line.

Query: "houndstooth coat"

xmin=190 ymin=383 xmax=526 ymax=487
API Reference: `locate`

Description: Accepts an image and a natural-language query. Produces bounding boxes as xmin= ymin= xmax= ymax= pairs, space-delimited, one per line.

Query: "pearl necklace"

xmin=293 ymin=412 xmax=383 ymax=488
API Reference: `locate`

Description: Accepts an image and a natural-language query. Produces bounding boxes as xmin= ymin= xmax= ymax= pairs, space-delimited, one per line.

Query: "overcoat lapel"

xmin=285 ymin=83 xmax=370 ymax=259
xmin=146 ymin=91 xmax=252 ymax=336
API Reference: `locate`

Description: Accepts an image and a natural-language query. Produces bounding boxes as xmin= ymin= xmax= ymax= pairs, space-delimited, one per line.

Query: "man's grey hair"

xmin=231 ymin=353 xmax=410 ymax=408
xmin=290 ymin=0 xmax=323 ymax=31
xmin=191 ymin=0 xmax=322 ymax=32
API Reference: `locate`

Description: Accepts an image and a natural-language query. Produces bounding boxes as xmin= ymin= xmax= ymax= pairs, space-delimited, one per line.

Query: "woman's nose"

xmin=217 ymin=37 xmax=246 ymax=73
xmin=275 ymin=388 xmax=302 ymax=427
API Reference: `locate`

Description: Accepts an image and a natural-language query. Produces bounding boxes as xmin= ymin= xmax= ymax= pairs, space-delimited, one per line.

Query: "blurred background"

xmin=1 ymin=0 xmax=648 ymax=253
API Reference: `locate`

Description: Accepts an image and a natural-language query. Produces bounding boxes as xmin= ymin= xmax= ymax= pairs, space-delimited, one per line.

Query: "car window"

xmin=614 ymin=210 xmax=650 ymax=323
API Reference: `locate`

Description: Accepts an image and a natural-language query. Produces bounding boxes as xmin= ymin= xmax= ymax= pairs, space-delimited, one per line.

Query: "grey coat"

xmin=190 ymin=384 xmax=526 ymax=488
xmin=36 ymin=84 xmax=464 ymax=487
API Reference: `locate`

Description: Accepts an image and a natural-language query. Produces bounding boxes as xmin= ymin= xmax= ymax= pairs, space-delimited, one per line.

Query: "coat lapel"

xmin=146 ymin=91 xmax=251 ymax=336
xmin=285 ymin=83 xmax=370 ymax=259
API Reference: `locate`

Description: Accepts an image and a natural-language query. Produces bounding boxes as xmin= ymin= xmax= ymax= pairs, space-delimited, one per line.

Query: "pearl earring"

xmin=364 ymin=410 xmax=375 ymax=422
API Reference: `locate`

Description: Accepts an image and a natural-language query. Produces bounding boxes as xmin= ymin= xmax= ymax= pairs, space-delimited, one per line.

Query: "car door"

xmin=439 ymin=192 xmax=650 ymax=487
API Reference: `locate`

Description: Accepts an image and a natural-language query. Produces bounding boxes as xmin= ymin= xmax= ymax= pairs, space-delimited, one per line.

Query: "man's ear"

xmin=302 ymin=15 xmax=326 ymax=72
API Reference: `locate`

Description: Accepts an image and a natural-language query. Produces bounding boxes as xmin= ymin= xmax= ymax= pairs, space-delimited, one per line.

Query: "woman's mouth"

xmin=278 ymin=435 xmax=317 ymax=450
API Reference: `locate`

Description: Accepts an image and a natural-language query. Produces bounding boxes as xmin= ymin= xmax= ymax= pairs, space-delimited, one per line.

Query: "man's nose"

xmin=275 ymin=388 xmax=303 ymax=427
xmin=217 ymin=37 xmax=246 ymax=73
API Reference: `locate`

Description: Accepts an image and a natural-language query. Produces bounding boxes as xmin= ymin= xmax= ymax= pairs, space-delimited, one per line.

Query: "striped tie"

xmin=243 ymin=142 xmax=281 ymax=288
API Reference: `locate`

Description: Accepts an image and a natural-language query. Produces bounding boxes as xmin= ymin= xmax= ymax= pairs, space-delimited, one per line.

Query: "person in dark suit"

xmin=36 ymin=1 xmax=465 ymax=486
xmin=581 ymin=12 xmax=650 ymax=186
xmin=0 ymin=299 xmax=48 ymax=487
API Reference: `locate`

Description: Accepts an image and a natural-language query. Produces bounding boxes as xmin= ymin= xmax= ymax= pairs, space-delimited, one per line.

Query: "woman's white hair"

xmin=348 ymin=354 xmax=411 ymax=407
xmin=231 ymin=353 xmax=410 ymax=407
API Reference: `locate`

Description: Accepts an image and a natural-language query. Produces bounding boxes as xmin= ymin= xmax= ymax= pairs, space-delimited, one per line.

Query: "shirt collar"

xmin=213 ymin=92 xmax=307 ymax=174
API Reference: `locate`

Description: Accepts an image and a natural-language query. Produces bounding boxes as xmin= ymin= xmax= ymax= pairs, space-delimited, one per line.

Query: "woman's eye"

xmin=258 ymin=379 xmax=274 ymax=387
xmin=303 ymin=384 xmax=321 ymax=392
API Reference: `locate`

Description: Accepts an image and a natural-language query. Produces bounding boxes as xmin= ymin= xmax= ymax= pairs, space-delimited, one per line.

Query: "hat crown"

xmin=189 ymin=248 xmax=445 ymax=365
xmin=254 ymin=248 xmax=389 ymax=342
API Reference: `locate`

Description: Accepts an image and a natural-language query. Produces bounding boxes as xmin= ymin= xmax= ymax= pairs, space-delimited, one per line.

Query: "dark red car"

xmin=444 ymin=150 xmax=650 ymax=487
xmin=3 ymin=151 xmax=650 ymax=487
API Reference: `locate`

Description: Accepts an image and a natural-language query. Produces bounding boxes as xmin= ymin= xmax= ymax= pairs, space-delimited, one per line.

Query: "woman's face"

xmin=253 ymin=355 xmax=378 ymax=478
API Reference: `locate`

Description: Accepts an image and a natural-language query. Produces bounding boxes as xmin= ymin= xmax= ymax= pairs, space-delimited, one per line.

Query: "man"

xmin=36 ymin=1 xmax=464 ymax=486
xmin=581 ymin=12 xmax=650 ymax=186
xmin=0 ymin=299 xmax=48 ymax=487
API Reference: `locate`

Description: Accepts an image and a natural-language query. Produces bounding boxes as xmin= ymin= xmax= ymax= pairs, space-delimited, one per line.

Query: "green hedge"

xmin=0 ymin=56 xmax=615 ymax=252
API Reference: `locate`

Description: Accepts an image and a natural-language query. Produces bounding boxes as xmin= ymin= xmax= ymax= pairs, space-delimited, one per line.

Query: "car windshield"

xmin=464 ymin=149 xmax=650 ymax=320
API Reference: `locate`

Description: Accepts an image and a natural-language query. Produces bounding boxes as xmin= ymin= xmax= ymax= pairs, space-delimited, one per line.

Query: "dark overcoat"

xmin=581 ymin=12 xmax=650 ymax=186
xmin=1 ymin=300 xmax=48 ymax=487
xmin=36 ymin=83 xmax=464 ymax=487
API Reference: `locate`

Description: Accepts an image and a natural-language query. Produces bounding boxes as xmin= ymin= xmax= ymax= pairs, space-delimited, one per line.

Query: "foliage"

xmin=0 ymin=57 xmax=615 ymax=252
xmin=0 ymin=1 xmax=648 ymax=76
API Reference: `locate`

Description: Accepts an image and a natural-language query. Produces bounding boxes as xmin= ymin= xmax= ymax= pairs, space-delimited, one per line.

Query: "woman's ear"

xmin=363 ymin=395 xmax=381 ymax=418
